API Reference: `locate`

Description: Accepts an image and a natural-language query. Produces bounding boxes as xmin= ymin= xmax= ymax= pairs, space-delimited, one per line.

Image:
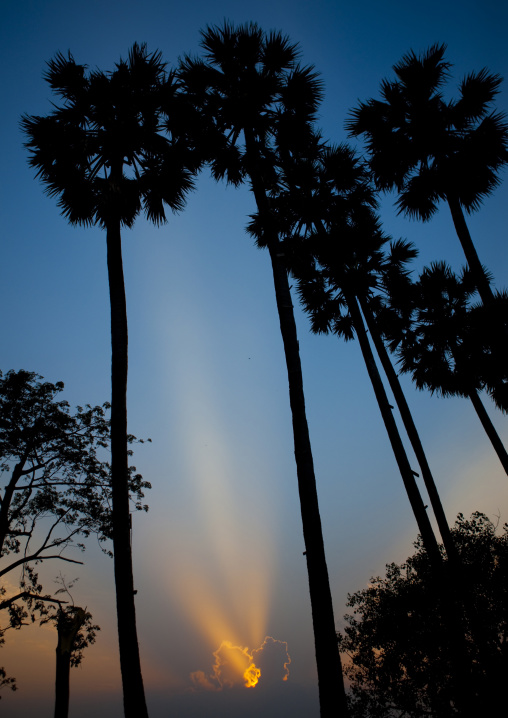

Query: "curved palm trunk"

xmin=359 ymin=297 xmax=460 ymax=565
xmin=468 ymin=389 xmax=508 ymax=475
xmin=106 ymin=223 xmax=148 ymax=718
xmin=244 ymin=130 xmax=348 ymax=718
xmin=346 ymin=294 xmax=443 ymax=566
xmin=447 ymin=196 xmax=495 ymax=306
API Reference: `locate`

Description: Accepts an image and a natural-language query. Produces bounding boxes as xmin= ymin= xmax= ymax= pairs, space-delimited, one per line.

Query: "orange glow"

xmin=211 ymin=640 xmax=259 ymax=688
xmin=191 ymin=636 xmax=290 ymax=691
xmin=243 ymin=661 xmax=261 ymax=688
xmin=164 ymin=346 xmax=276 ymax=653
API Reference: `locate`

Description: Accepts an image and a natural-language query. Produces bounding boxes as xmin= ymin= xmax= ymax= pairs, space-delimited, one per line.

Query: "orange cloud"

xmin=191 ymin=640 xmax=259 ymax=690
xmin=191 ymin=636 xmax=290 ymax=691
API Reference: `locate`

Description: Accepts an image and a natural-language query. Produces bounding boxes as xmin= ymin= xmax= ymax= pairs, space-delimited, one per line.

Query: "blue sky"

xmin=1 ymin=1 xmax=507 ymax=716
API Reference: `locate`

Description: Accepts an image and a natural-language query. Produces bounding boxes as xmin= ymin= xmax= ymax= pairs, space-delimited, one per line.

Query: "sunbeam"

xmin=191 ymin=636 xmax=291 ymax=691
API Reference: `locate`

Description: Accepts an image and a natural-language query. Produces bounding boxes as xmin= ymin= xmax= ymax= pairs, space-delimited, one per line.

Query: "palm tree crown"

xmin=181 ymin=24 xmax=348 ymax=718
xmin=22 ymin=43 xmax=202 ymax=718
xmin=22 ymin=43 xmax=198 ymax=229
xmin=347 ymin=43 xmax=508 ymax=219
xmin=179 ymin=22 xmax=323 ymax=190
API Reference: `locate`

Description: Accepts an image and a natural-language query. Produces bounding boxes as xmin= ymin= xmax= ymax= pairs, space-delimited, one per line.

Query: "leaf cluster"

xmin=0 ymin=369 xmax=150 ymax=634
xmin=339 ymin=512 xmax=508 ymax=717
xmin=21 ymin=44 xmax=201 ymax=230
xmin=347 ymin=43 xmax=508 ymax=219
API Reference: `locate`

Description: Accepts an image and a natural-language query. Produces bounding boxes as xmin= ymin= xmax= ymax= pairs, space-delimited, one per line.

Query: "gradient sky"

xmin=1 ymin=1 xmax=507 ymax=716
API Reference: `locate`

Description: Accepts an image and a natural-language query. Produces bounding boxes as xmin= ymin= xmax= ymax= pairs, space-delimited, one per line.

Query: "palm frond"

xmin=394 ymin=43 xmax=451 ymax=96
xmin=456 ymin=69 xmax=503 ymax=122
xmin=43 ymin=51 xmax=88 ymax=102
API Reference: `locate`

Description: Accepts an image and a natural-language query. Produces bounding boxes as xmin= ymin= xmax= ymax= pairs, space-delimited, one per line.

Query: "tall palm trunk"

xmin=347 ymin=293 xmax=482 ymax=716
xmin=346 ymin=294 xmax=443 ymax=566
xmin=106 ymin=222 xmax=148 ymax=718
xmin=447 ymin=195 xmax=495 ymax=306
xmin=244 ymin=130 xmax=348 ymax=718
xmin=270 ymin=247 xmax=347 ymax=717
xmin=468 ymin=389 xmax=508 ymax=475
xmin=359 ymin=297 xmax=460 ymax=565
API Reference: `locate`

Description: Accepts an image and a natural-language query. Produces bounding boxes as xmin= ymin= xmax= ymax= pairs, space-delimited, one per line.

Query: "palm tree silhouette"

xmin=347 ymin=44 xmax=508 ymax=307
xmin=277 ymin=143 xmax=488 ymax=715
xmin=279 ymin=142 xmax=444 ymax=567
xmin=180 ymin=23 xmax=348 ymax=717
xmin=385 ymin=261 xmax=508 ymax=475
xmin=22 ymin=44 xmax=199 ymax=718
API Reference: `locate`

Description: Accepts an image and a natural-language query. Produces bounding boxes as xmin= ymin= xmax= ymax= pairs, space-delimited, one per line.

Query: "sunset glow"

xmin=191 ymin=636 xmax=290 ymax=691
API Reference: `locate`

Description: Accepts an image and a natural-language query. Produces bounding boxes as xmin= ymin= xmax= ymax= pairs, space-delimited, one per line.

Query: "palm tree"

xmin=180 ymin=23 xmax=348 ymax=718
xmin=22 ymin=44 xmax=200 ymax=718
xmin=277 ymin=142 xmax=444 ymax=568
xmin=275 ymin=144 xmax=486 ymax=715
xmin=384 ymin=261 xmax=508 ymax=475
xmin=347 ymin=44 xmax=508 ymax=308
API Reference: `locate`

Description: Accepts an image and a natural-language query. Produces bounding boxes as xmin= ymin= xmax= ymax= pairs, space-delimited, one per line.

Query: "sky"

xmin=1 ymin=0 xmax=507 ymax=716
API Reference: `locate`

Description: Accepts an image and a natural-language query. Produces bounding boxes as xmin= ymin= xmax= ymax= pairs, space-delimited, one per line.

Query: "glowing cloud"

xmin=191 ymin=636 xmax=290 ymax=691
xmin=252 ymin=636 xmax=291 ymax=683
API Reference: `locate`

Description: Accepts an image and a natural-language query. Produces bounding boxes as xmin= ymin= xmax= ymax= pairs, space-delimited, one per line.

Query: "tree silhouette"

xmin=268 ymin=141 xmax=487 ymax=714
xmin=21 ymin=44 xmax=198 ymax=716
xmin=47 ymin=576 xmax=99 ymax=718
xmin=0 ymin=369 xmax=147 ymax=698
xmin=382 ymin=262 xmax=508 ymax=475
xmin=180 ymin=23 xmax=348 ymax=717
xmin=338 ymin=512 xmax=508 ymax=717
xmin=271 ymin=141 xmax=448 ymax=567
xmin=347 ymin=44 xmax=508 ymax=308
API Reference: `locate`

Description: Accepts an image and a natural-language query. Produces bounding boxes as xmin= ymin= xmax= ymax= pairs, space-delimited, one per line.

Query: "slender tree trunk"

xmin=359 ymin=298 xmax=460 ymax=565
xmin=54 ymin=608 xmax=86 ymax=718
xmin=346 ymin=294 xmax=443 ymax=565
xmin=106 ymin=222 xmax=148 ymax=718
xmin=448 ymin=196 xmax=508 ymax=412
xmin=243 ymin=128 xmax=348 ymax=718
xmin=348 ymin=293 xmax=481 ymax=716
xmin=469 ymin=389 xmax=508 ymax=475
xmin=447 ymin=195 xmax=495 ymax=306
xmin=269 ymin=246 xmax=348 ymax=718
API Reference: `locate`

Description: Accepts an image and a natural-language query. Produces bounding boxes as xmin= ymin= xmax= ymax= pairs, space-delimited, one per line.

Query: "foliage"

xmin=338 ymin=512 xmax=508 ymax=717
xmin=179 ymin=21 xmax=323 ymax=192
xmin=42 ymin=576 xmax=100 ymax=668
xmin=0 ymin=369 xmax=149 ymax=690
xmin=347 ymin=43 xmax=508 ymax=219
xmin=21 ymin=43 xmax=200 ymax=230
xmin=379 ymin=261 xmax=508 ymax=412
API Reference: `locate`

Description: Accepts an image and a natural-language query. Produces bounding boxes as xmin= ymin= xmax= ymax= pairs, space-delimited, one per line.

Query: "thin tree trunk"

xmin=447 ymin=195 xmax=495 ymax=306
xmin=346 ymin=294 xmax=443 ymax=566
xmin=469 ymin=389 xmax=508 ymax=475
xmin=270 ymin=246 xmax=348 ymax=718
xmin=54 ymin=608 xmax=86 ymax=718
xmin=348 ymin=293 xmax=481 ymax=716
xmin=243 ymin=128 xmax=348 ymax=718
xmin=359 ymin=297 xmax=460 ymax=566
xmin=106 ymin=222 xmax=148 ymax=718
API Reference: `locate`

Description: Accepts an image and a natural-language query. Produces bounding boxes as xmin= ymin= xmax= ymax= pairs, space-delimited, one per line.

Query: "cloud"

xmin=191 ymin=636 xmax=290 ymax=692
xmin=252 ymin=636 xmax=291 ymax=684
